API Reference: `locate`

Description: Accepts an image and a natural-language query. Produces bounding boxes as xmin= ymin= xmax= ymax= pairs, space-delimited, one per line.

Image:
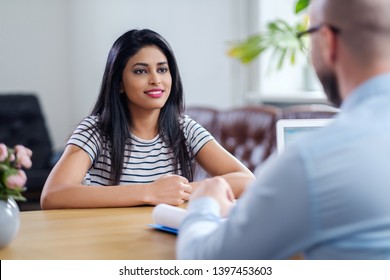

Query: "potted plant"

xmin=228 ymin=0 xmax=310 ymax=70
xmin=0 ymin=143 xmax=32 ymax=248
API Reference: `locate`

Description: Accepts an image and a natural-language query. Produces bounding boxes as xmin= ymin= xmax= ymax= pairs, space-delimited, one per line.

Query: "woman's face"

xmin=121 ymin=45 xmax=172 ymax=114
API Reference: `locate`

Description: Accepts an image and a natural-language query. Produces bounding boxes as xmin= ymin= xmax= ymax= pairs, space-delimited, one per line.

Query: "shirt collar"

xmin=341 ymin=73 xmax=390 ymax=111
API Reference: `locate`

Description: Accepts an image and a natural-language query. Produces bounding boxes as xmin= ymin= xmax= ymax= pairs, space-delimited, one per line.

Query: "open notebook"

xmin=276 ymin=118 xmax=333 ymax=154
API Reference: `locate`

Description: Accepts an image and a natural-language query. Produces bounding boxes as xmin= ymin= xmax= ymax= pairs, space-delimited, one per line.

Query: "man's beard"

xmin=317 ymin=70 xmax=342 ymax=108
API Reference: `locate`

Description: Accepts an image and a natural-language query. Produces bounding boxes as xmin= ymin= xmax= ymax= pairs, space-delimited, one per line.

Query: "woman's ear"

xmin=119 ymin=83 xmax=124 ymax=93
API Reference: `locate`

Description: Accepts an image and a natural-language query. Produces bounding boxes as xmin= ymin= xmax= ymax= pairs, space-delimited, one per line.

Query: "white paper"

xmin=152 ymin=204 xmax=187 ymax=230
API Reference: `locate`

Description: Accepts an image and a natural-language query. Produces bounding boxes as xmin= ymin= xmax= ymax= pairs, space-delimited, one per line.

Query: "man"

xmin=177 ymin=0 xmax=390 ymax=259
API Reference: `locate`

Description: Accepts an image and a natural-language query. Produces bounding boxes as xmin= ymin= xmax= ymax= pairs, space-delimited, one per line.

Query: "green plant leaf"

xmin=228 ymin=35 xmax=269 ymax=64
xmin=290 ymin=49 xmax=296 ymax=65
xmin=277 ymin=48 xmax=288 ymax=69
xmin=295 ymin=0 xmax=310 ymax=14
xmin=227 ymin=14 xmax=309 ymax=69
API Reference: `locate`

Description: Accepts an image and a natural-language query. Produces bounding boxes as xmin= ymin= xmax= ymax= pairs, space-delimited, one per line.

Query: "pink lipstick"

xmin=144 ymin=88 xmax=164 ymax=98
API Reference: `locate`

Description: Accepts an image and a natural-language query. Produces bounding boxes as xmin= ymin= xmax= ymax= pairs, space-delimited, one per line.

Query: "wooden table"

xmin=0 ymin=207 xmax=177 ymax=260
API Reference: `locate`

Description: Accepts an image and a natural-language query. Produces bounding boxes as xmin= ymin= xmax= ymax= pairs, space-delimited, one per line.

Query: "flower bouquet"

xmin=0 ymin=143 xmax=32 ymax=201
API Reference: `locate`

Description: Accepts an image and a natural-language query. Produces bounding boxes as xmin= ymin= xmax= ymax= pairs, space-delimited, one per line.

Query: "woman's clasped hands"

xmin=146 ymin=174 xmax=192 ymax=206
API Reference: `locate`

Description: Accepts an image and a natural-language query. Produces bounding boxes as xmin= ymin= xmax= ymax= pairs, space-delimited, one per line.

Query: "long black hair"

xmin=91 ymin=29 xmax=193 ymax=185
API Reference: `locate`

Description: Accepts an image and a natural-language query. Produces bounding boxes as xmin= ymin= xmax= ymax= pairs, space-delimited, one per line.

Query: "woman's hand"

xmin=145 ymin=174 xmax=192 ymax=206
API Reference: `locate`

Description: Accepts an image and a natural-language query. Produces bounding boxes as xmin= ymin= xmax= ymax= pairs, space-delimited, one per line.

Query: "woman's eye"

xmin=158 ymin=67 xmax=169 ymax=73
xmin=134 ymin=69 xmax=147 ymax=74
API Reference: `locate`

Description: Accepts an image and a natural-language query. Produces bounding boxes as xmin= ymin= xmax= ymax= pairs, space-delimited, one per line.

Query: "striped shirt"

xmin=67 ymin=115 xmax=214 ymax=185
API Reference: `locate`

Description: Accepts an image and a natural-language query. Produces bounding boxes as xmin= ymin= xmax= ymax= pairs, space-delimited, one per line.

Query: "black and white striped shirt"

xmin=67 ymin=115 xmax=214 ymax=185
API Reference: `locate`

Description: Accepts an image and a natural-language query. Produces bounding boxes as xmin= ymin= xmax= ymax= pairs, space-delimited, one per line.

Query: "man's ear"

xmin=319 ymin=26 xmax=338 ymax=66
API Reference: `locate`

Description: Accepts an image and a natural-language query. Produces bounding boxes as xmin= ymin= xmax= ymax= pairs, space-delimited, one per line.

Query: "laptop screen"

xmin=276 ymin=119 xmax=333 ymax=153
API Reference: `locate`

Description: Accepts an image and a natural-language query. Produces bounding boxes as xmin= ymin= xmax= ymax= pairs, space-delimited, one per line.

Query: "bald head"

xmin=311 ymin=0 xmax=390 ymax=64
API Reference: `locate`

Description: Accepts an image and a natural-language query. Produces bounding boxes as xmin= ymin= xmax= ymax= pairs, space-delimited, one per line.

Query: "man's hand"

xmin=189 ymin=176 xmax=235 ymax=217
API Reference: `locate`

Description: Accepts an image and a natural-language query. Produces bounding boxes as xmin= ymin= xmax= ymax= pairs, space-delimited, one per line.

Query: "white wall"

xmin=0 ymin=0 xmax=72 ymax=149
xmin=0 ymin=0 xmax=242 ymax=150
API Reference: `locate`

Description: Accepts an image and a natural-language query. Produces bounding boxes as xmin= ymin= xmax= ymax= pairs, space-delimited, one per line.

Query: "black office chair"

xmin=0 ymin=94 xmax=60 ymax=209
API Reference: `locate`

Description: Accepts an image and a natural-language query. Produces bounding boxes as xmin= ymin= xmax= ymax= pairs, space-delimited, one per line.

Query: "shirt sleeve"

xmin=67 ymin=115 xmax=102 ymax=165
xmin=177 ymin=147 xmax=315 ymax=259
xmin=181 ymin=115 xmax=215 ymax=157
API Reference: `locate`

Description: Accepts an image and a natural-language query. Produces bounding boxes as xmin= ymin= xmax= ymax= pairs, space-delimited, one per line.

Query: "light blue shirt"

xmin=177 ymin=73 xmax=390 ymax=259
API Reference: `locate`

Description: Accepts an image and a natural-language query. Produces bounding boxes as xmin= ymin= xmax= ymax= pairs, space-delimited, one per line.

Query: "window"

xmin=244 ymin=0 xmax=326 ymax=105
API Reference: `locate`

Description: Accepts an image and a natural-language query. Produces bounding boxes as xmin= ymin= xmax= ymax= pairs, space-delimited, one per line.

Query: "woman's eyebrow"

xmin=132 ymin=61 xmax=168 ymax=67
xmin=132 ymin=62 xmax=149 ymax=67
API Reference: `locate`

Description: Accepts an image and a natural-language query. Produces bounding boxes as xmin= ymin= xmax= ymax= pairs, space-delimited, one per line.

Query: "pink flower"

xmin=0 ymin=143 xmax=31 ymax=201
xmin=9 ymin=153 xmax=15 ymax=162
xmin=14 ymin=145 xmax=33 ymax=169
xmin=5 ymin=170 xmax=27 ymax=190
xmin=0 ymin=143 xmax=8 ymax=162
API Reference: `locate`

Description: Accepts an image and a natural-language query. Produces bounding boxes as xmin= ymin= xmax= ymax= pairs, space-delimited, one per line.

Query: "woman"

xmin=41 ymin=29 xmax=254 ymax=209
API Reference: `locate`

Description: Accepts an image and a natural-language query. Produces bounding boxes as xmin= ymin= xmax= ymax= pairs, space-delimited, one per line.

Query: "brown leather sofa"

xmin=185 ymin=104 xmax=338 ymax=180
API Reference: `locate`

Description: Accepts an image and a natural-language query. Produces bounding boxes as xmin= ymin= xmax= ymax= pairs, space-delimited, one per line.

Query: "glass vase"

xmin=0 ymin=198 xmax=20 ymax=249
